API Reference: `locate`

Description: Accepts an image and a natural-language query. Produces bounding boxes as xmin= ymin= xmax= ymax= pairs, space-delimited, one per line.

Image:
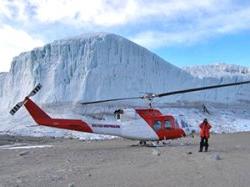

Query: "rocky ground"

xmin=0 ymin=133 xmax=250 ymax=187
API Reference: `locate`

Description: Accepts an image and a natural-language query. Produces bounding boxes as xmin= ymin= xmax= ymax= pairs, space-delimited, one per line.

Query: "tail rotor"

xmin=9 ymin=83 xmax=42 ymax=116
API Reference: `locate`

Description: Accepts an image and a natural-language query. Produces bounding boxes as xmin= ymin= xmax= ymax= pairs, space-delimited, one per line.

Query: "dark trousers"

xmin=200 ymin=137 xmax=209 ymax=152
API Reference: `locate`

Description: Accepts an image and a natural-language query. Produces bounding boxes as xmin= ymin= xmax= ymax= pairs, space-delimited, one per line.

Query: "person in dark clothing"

xmin=199 ymin=118 xmax=212 ymax=152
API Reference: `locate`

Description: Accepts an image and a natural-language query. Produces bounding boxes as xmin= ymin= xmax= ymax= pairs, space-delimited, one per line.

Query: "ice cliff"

xmin=0 ymin=33 xmax=200 ymax=110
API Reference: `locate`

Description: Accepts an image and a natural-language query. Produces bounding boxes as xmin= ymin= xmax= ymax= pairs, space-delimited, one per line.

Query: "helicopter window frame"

xmin=175 ymin=120 xmax=179 ymax=128
xmin=163 ymin=120 xmax=172 ymax=129
xmin=153 ymin=120 xmax=161 ymax=131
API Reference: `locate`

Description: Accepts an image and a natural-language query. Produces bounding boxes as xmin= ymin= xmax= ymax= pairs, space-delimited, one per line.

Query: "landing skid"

xmin=131 ymin=140 xmax=168 ymax=147
xmin=145 ymin=142 xmax=165 ymax=147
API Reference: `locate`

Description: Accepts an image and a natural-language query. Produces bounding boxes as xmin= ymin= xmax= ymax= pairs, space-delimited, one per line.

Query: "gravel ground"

xmin=0 ymin=133 xmax=250 ymax=187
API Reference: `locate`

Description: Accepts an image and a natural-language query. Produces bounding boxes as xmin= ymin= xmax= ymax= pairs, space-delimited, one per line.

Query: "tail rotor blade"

xmin=9 ymin=101 xmax=24 ymax=115
xmin=27 ymin=83 xmax=42 ymax=97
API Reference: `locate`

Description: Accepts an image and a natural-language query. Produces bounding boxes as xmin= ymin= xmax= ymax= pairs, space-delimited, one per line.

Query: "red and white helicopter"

xmin=10 ymin=81 xmax=250 ymax=144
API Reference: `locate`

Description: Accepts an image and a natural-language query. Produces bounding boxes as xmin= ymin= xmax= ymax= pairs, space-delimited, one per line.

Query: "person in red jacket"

xmin=199 ymin=118 xmax=212 ymax=152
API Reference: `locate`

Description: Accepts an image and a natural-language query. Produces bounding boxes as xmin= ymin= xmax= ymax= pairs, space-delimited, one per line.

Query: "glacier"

xmin=0 ymin=33 xmax=250 ymax=138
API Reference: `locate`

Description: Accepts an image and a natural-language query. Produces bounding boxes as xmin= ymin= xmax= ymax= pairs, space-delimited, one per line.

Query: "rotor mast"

xmin=142 ymin=93 xmax=157 ymax=108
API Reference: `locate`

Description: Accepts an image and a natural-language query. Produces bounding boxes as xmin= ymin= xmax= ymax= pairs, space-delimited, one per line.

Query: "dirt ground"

xmin=0 ymin=132 xmax=250 ymax=187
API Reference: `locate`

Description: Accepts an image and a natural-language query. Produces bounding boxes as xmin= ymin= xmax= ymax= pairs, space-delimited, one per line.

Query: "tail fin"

xmin=24 ymin=98 xmax=51 ymax=123
xmin=9 ymin=84 xmax=42 ymax=115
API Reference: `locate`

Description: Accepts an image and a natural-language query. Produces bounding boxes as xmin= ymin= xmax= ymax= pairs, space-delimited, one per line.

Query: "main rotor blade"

xmin=81 ymin=96 xmax=142 ymax=105
xmin=81 ymin=80 xmax=250 ymax=105
xmin=157 ymin=80 xmax=250 ymax=97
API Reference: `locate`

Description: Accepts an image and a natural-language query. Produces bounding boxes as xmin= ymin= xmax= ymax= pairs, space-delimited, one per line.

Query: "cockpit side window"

xmin=163 ymin=120 xmax=172 ymax=129
xmin=153 ymin=121 xmax=161 ymax=131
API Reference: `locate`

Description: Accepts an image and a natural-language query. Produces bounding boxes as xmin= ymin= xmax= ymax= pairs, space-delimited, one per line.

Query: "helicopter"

xmin=10 ymin=80 xmax=250 ymax=144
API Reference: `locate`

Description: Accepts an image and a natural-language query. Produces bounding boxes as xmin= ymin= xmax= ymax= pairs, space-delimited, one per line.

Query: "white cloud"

xmin=205 ymin=7 xmax=250 ymax=34
xmin=133 ymin=0 xmax=222 ymax=18
xmin=0 ymin=0 xmax=227 ymax=27
xmin=28 ymin=0 xmax=138 ymax=27
xmin=130 ymin=30 xmax=206 ymax=49
xmin=131 ymin=5 xmax=250 ymax=49
xmin=0 ymin=0 xmax=12 ymax=18
xmin=0 ymin=0 xmax=250 ymax=61
xmin=0 ymin=25 xmax=44 ymax=72
xmin=0 ymin=0 xmax=29 ymax=21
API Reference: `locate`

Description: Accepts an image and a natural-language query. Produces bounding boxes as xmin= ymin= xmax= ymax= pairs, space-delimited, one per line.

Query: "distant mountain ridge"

xmin=184 ymin=63 xmax=250 ymax=79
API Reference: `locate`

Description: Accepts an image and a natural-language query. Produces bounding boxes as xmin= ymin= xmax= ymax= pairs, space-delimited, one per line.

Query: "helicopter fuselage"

xmin=24 ymin=98 xmax=186 ymax=141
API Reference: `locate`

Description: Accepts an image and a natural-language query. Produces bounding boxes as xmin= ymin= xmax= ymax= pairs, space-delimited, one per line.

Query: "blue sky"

xmin=0 ymin=0 xmax=250 ymax=72
xmin=155 ymin=31 xmax=250 ymax=67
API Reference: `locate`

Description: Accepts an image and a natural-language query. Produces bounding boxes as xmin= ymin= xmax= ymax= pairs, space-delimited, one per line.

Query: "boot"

xmin=205 ymin=144 xmax=209 ymax=152
xmin=199 ymin=142 xmax=203 ymax=152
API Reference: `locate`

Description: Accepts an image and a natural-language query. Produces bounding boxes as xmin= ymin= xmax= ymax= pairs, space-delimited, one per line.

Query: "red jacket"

xmin=199 ymin=122 xmax=211 ymax=138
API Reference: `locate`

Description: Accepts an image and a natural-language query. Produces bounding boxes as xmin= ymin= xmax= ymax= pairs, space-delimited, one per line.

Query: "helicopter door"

xmin=162 ymin=118 xmax=185 ymax=139
xmin=152 ymin=119 xmax=173 ymax=132
xmin=152 ymin=119 xmax=175 ymax=140
xmin=162 ymin=118 xmax=181 ymax=139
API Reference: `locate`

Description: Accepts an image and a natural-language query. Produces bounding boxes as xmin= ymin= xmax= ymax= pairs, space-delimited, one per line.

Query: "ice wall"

xmin=0 ymin=33 xmax=196 ymax=109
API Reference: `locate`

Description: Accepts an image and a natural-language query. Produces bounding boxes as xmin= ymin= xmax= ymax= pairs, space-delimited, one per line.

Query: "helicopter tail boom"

xmin=24 ymin=98 xmax=93 ymax=133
